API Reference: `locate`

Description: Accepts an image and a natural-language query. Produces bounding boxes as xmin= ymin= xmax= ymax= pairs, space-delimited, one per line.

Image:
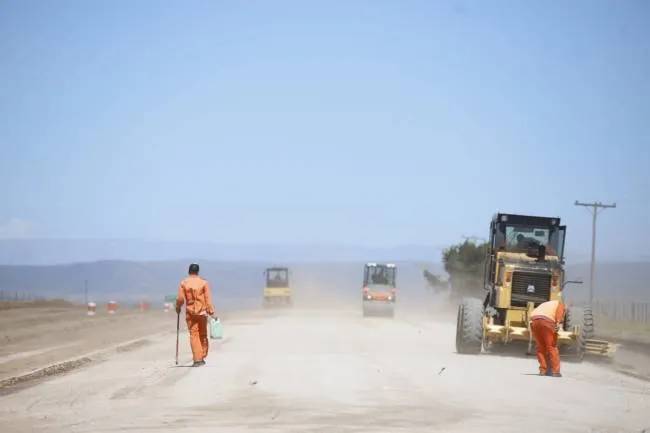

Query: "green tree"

xmin=442 ymin=241 xmax=488 ymax=297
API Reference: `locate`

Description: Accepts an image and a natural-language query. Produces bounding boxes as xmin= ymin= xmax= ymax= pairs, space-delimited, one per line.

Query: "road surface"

xmin=1 ymin=308 xmax=649 ymax=433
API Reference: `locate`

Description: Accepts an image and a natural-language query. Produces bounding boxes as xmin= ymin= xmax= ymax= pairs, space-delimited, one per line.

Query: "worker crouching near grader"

xmin=531 ymin=299 xmax=566 ymax=377
xmin=176 ymin=263 xmax=216 ymax=367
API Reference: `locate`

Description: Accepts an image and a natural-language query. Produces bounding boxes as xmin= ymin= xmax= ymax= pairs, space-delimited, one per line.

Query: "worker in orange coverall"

xmin=530 ymin=299 xmax=566 ymax=377
xmin=176 ymin=263 xmax=215 ymax=367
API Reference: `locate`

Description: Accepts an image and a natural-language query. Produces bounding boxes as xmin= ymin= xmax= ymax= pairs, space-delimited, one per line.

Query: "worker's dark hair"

xmin=188 ymin=263 xmax=200 ymax=275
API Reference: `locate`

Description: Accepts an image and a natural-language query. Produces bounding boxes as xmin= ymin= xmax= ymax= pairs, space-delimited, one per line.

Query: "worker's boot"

xmin=551 ymin=372 xmax=562 ymax=377
xmin=192 ymin=360 xmax=205 ymax=367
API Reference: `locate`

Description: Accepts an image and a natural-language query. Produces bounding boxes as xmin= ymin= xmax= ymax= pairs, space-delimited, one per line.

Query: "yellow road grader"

xmin=455 ymin=213 xmax=614 ymax=359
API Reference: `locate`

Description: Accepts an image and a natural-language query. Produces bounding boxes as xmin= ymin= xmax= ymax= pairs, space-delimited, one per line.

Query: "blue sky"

xmin=0 ymin=1 xmax=648 ymax=261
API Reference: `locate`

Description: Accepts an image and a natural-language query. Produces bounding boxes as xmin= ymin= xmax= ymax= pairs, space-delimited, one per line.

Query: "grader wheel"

xmin=455 ymin=298 xmax=484 ymax=354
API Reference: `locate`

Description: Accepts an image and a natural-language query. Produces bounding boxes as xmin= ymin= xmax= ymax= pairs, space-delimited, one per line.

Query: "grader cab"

xmin=455 ymin=213 xmax=613 ymax=358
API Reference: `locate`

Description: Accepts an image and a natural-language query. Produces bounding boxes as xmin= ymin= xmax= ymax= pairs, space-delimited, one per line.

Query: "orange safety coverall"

xmin=176 ymin=275 xmax=215 ymax=362
xmin=530 ymin=300 xmax=565 ymax=375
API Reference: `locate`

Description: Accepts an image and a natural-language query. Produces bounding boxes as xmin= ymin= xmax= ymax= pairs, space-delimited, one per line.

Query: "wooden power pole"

xmin=574 ymin=200 xmax=616 ymax=305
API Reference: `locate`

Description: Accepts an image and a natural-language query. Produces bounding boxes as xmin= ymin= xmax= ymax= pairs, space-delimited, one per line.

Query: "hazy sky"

xmin=1 ymin=1 xmax=648 ymax=261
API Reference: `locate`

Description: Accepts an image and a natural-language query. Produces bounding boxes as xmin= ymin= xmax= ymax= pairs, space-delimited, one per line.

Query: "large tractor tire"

xmin=582 ymin=306 xmax=595 ymax=339
xmin=455 ymin=298 xmax=484 ymax=354
xmin=564 ymin=306 xmax=595 ymax=361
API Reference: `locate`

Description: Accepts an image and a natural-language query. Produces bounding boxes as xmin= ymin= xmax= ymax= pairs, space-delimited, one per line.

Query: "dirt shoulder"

xmin=595 ymin=318 xmax=650 ymax=381
xmin=597 ymin=319 xmax=650 ymax=345
xmin=0 ymin=304 xmax=174 ymax=383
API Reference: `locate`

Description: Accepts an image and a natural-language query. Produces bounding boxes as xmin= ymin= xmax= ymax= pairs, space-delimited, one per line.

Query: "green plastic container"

xmin=209 ymin=317 xmax=223 ymax=339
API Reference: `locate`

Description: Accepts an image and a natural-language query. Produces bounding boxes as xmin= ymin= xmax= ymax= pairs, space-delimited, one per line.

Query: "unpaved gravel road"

xmin=1 ymin=307 xmax=649 ymax=433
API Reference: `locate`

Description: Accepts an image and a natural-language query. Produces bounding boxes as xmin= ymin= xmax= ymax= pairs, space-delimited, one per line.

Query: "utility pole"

xmin=84 ymin=280 xmax=88 ymax=305
xmin=574 ymin=200 xmax=616 ymax=305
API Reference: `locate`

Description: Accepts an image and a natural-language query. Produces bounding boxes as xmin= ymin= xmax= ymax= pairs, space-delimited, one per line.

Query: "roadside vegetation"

xmin=424 ymin=240 xmax=488 ymax=299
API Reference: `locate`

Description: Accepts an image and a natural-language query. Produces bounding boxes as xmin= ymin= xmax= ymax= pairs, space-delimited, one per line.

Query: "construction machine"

xmin=455 ymin=213 xmax=614 ymax=358
xmin=362 ymin=263 xmax=396 ymax=317
xmin=264 ymin=267 xmax=292 ymax=307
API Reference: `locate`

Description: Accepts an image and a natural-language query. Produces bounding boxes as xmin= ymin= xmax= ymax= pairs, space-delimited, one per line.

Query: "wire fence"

xmin=592 ymin=300 xmax=650 ymax=324
xmin=0 ymin=290 xmax=45 ymax=302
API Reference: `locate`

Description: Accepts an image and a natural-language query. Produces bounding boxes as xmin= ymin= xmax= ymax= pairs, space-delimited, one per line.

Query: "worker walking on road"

xmin=176 ymin=263 xmax=216 ymax=367
xmin=530 ymin=299 xmax=565 ymax=377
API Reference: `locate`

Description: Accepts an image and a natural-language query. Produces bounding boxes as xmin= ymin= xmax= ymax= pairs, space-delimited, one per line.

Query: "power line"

xmin=574 ymin=200 xmax=616 ymax=305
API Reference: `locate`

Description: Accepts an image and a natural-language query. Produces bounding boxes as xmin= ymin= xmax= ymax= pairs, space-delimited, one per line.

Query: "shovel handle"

xmin=175 ymin=311 xmax=180 ymax=365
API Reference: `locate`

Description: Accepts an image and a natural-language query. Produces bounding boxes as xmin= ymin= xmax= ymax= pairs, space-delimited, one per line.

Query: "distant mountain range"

xmin=0 ymin=239 xmax=646 ymax=305
xmin=0 ymin=260 xmax=444 ymax=305
xmin=0 ymin=257 xmax=646 ymax=306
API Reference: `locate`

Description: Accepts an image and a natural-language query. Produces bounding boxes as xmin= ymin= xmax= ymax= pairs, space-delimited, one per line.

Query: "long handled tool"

xmin=175 ymin=311 xmax=180 ymax=365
